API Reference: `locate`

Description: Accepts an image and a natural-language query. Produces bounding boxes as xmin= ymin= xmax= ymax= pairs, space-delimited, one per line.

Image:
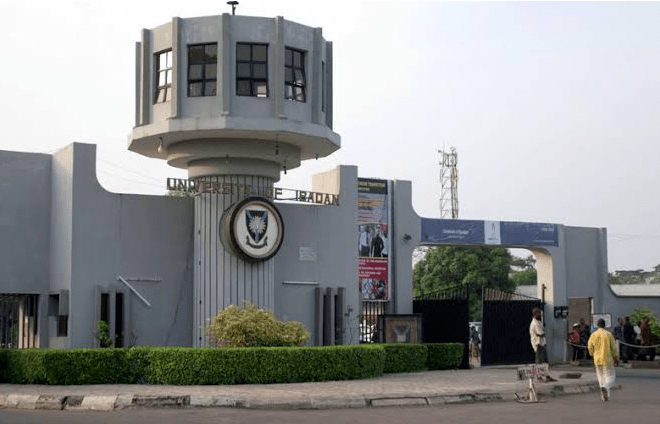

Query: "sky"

xmin=1 ymin=1 xmax=659 ymax=272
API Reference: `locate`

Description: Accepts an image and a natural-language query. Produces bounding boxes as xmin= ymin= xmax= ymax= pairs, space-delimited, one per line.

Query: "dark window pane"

xmin=294 ymin=69 xmax=305 ymax=85
xmin=205 ymin=43 xmax=217 ymax=60
xmin=253 ymin=44 xmax=267 ymax=61
xmin=285 ymin=85 xmax=293 ymax=99
xmin=189 ymin=82 xmax=203 ymax=97
xmin=206 ymin=64 xmax=217 ymax=80
xmin=285 ymin=68 xmax=293 ymax=83
xmin=293 ymin=51 xmax=302 ymax=68
xmin=253 ymin=63 xmax=267 ymax=79
xmin=237 ymin=62 xmax=251 ymax=78
xmin=237 ymin=80 xmax=251 ymax=96
xmin=285 ymin=49 xmax=293 ymax=67
xmin=189 ymin=45 xmax=205 ymax=62
xmin=189 ymin=64 xmax=204 ymax=80
xmin=254 ymin=81 xmax=267 ymax=97
xmin=236 ymin=43 xmax=251 ymax=61
xmin=205 ymin=81 xmax=217 ymax=96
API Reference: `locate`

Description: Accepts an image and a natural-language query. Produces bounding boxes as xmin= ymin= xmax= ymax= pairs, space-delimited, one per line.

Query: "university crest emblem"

xmin=245 ymin=209 xmax=268 ymax=248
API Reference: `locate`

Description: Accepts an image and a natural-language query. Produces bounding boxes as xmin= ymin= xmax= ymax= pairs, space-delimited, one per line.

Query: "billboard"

xmin=421 ymin=218 xmax=559 ymax=247
xmin=358 ymin=178 xmax=391 ymax=301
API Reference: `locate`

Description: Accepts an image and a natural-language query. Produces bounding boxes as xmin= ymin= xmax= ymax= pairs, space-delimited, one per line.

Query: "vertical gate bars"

xmin=361 ymin=300 xmax=389 ymax=343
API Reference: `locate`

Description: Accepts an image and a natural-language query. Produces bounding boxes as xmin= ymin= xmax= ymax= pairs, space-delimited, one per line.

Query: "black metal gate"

xmin=1 ymin=295 xmax=39 ymax=349
xmin=481 ymin=288 xmax=543 ymax=366
xmin=413 ymin=286 xmax=470 ymax=369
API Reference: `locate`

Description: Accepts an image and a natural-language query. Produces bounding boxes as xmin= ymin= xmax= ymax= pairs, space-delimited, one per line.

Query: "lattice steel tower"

xmin=438 ymin=147 xmax=458 ymax=219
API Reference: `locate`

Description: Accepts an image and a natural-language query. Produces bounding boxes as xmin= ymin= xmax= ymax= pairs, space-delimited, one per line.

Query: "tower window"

xmin=188 ymin=43 xmax=217 ymax=97
xmin=154 ymin=50 xmax=173 ymax=103
xmin=285 ymin=47 xmax=306 ymax=102
xmin=236 ymin=43 xmax=268 ymax=97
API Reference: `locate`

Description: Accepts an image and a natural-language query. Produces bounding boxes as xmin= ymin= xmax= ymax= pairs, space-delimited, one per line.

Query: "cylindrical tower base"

xmin=193 ymin=175 xmax=275 ymax=347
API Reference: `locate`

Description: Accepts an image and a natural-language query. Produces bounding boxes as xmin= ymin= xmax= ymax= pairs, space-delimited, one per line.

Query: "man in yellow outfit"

xmin=588 ymin=318 xmax=619 ymax=401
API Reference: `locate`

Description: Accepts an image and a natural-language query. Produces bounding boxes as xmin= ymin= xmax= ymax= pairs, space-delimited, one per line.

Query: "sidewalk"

xmin=0 ymin=365 xmax=603 ymax=411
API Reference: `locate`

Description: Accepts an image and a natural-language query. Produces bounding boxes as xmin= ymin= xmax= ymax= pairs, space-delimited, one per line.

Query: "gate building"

xmin=0 ymin=11 xmax=648 ymax=364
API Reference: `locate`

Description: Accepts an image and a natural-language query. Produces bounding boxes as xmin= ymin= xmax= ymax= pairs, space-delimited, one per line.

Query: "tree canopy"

xmin=413 ymin=246 xmax=515 ymax=320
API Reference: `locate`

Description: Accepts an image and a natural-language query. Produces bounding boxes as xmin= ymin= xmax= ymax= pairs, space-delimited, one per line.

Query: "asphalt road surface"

xmin=1 ymin=368 xmax=658 ymax=424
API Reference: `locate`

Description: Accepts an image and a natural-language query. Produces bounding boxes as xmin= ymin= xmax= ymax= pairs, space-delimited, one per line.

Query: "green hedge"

xmin=426 ymin=343 xmax=463 ymax=370
xmin=0 ymin=343 xmax=462 ymax=385
xmin=382 ymin=344 xmax=428 ymax=373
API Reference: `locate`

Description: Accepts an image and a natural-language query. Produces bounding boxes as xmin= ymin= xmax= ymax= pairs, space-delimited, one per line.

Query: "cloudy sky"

xmin=1 ymin=1 xmax=659 ymax=272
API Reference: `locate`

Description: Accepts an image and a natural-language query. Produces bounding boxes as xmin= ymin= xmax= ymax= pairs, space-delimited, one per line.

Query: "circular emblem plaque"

xmin=220 ymin=197 xmax=284 ymax=262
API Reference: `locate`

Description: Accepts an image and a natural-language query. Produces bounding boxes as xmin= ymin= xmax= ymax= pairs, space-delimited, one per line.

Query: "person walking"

xmin=588 ymin=318 xmax=619 ymax=401
xmin=530 ymin=307 xmax=547 ymax=364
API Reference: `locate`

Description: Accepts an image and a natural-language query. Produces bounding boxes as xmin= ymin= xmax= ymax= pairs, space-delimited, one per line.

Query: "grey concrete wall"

xmin=60 ymin=143 xmax=194 ymax=348
xmin=274 ymin=165 xmax=359 ymax=345
xmin=0 ymin=150 xmax=51 ymax=294
xmin=532 ymin=226 xmax=609 ymax=363
xmin=391 ymin=180 xmax=421 ymax=315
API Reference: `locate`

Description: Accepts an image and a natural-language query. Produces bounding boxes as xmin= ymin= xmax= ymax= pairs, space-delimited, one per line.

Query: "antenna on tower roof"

xmin=227 ymin=1 xmax=239 ymax=15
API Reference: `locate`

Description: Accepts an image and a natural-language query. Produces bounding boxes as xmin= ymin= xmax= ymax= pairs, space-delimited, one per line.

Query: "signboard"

xmin=358 ymin=178 xmax=391 ymax=301
xmin=220 ymin=197 xmax=284 ymax=262
xmin=421 ymin=218 xmax=559 ymax=247
xmin=592 ymin=313 xmax=612 ymax=328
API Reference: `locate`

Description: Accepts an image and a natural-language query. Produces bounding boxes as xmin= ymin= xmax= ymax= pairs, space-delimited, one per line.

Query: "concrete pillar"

xmin=193 ymin=175 xmax=275 ymax=347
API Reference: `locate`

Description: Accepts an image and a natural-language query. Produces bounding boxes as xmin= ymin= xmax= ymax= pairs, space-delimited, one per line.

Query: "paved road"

xmin=1 ymin=368 xmax=657 ymax=424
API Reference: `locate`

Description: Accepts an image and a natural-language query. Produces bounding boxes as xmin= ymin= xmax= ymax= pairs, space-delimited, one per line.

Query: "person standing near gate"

xmin=530 ymin=307 xmax=547 ymax=364
xmin=588 ymin=318 xmax=619 ymax=401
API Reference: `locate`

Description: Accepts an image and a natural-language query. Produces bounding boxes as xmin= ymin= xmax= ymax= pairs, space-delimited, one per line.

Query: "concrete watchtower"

xmin=128 ymin=13 xmax=340 ymax=346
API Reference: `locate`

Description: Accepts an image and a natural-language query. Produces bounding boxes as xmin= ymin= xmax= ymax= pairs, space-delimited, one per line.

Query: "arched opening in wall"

xmin=412 ymin=245 xmax=544 ymax=367
xmin=509 ymin=248 xmax=538 ymax=298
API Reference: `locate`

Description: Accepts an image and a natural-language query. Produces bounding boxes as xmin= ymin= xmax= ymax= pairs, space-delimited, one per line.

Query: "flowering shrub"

xmin=208 ymin=303 xmax=309 ymax=348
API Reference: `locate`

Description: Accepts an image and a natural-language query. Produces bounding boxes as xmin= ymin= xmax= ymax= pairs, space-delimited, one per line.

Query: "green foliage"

xmin=42 ymin=349 xmax=130 ymax=384
xmin=511 ymin=255 xmax=536 ymax=270
xmin=95 ymin=320 xmax=113 ymax=348
xmin=208 ymin=303 xmax=309 ymax=348
xmin=1 ymin=349 xmax=49 ymax=384
xmin=629 ymin=307 xmax=660 ymax=344
xmin=511 ymin=268 xmax=537 ymax=286
xmin=413 ymin=246 xmax=514 ymax=320
xmin=116 ymin=345 xmax=385 ymax=385
xmin=0 ymin=343 xmax=461 ymax=385
xmin=382 ymin=344 xmax=428 ymax=373
xmin=426 ymin=343 xmax=464 ymax=370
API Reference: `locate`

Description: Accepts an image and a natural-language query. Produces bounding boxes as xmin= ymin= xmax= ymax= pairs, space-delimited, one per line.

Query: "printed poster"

xmin=358 ymin=178 xmax=391 ymax=301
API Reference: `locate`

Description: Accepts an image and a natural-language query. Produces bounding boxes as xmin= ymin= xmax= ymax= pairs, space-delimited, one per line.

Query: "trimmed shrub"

xmin=426 ymin=343 xmax=464 ymax=370
xmin=0 ymin=349 xmax=8 ymax=382
xmin=0 ymin=343 xmax=461 ymax=385
xmin=3 ymin=349 xmax=49 ymax=384
xmin=42 ymin=349 xmax=132 ymax=385
xmin=382 ymin=343 xmax=428 ymax=373
xmin=143 ymin=345 xmax=384 ymax=385
xmin=208 ymin=303 xmax=309 ymax=347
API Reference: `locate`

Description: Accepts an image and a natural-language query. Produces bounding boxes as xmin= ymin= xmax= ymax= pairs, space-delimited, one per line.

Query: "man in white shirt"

xmin=529 ymin=307 xmax=547 ymax=363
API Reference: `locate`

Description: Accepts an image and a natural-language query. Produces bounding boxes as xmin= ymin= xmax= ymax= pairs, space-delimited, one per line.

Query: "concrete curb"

xmin=0 ymin=380 xmax=610 ymax=411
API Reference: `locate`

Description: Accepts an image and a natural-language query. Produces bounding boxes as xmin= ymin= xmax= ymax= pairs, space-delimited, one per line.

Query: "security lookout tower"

xmin=128 ymin=13 xmax=339 ymax=346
